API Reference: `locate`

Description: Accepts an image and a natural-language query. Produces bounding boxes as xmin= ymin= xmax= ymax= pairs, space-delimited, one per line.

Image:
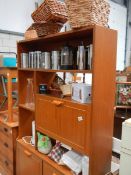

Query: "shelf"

xmin=18 ymin=68 xmax=92 ymax=73
xmin=37 ymin=69 xmax=92 ymax=73
xmin=0 ymin=110 xmax=19 ymax=127
xmin=17 ymin=139 xmax=73 ymax=175
xmin=116 ymin=81 xmax=131 ymax=85
xmin=19 ymin=104 xmax=35 ymax=112
xmin=18 ymin=68 xmax=35 ymax=71
xmin=18 ymin=26 xmax=93 ymax=45
xmin=115 ymin=105 xmax=131 ymax=109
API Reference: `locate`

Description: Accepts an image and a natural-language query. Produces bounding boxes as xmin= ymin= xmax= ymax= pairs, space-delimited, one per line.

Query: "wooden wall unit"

xmin=16 ymin=25 xmax=117 ymax=175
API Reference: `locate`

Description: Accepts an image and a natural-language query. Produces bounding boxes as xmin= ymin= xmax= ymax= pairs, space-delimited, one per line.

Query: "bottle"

xmin=25 ymin=78 xmax=35 ymax=108
xmin=77 ymin=43 xmax=86 ymax=70
xmin=60 ymin=45 xmax=73 ymax=70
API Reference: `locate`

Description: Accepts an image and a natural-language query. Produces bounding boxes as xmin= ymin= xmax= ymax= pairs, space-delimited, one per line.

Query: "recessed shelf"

xmin=19 ymin=104 xmax=35 ymax=112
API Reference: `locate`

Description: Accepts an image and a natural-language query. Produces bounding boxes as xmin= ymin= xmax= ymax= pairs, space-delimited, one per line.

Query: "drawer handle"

xmin=52 ymin=100 xmax=63 ymax=106
xmin=4 ymin=160 xmax=9 ymax=167
xmin=4 ymin=142 xmax=8 ymax=148
xmin=4 ymin=128 xmax=8 ymax=132
xmin=24 ymin=150 xmax=32 ymax=157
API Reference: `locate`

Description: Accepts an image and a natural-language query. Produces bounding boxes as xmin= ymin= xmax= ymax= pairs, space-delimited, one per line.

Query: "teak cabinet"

xmin=16 ymin=25 xmax=117 ymax=175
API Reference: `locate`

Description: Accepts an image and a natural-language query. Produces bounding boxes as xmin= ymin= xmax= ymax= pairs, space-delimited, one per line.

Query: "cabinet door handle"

xmin=77 ymin=116 xmax=84 ymax=122
xmin=24 ymin=150 xmax=32 ymax=157
xmin=4 ymin=160 xmax=9 ymax=167
xmin=4 ymin=142 xmax=8 ymax=148
xmin=52 ymin=100 xmax=63 ymax=106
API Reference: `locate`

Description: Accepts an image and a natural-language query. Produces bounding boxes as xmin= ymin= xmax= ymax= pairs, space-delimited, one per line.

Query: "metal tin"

xmin=45 ymin=52 xmax=51 ymax=69
xmin=51 ymin=51 xmax=60 ymax=70
xmin=21 ymin=53 xmax=28 ymax=68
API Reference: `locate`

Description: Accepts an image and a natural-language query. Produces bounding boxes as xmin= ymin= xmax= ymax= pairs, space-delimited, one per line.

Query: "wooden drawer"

xmin=0 ymin=129 xmax=13 ymax=148
xmin=43 ymin=162 xmax=63 ymax=175
xmin=0 ymin=134 xmax=13 ymax=162
xmin=0 ymin=123 xmax=12 ymax=138
xmin=0 ymin=153 xmax=13 ymax=175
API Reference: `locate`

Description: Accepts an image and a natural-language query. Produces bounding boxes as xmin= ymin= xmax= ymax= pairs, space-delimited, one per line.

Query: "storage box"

xmin=0 ymin=57 xmax=16 ymax=67
xmin=72 ymin=83 xmax=91 ymax=104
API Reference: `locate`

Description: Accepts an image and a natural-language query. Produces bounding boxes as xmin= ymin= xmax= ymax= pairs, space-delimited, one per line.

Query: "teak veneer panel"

xmin=90 ymin=26 xmax=117 ymax=174
xmin=17 ymin=25 xmax=117 ymax=175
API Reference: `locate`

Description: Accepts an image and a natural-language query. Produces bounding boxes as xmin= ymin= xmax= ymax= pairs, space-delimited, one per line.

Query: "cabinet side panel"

xmin=90 ymin=26 xmax=117 ymax=175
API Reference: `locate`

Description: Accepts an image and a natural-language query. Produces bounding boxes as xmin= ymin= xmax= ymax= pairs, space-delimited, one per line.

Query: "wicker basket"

xmin=65 ymin=0 xmax=110 ymax=28
xmin=24 ymin=29 xmax=38 ymax=39
xmin=27 ymin=21 xmax=63 ymax=37
xmin=32 ymin=0 xmax=67 ymax=24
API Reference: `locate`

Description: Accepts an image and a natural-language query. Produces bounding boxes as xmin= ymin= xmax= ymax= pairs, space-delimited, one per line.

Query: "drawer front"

xmin=0 ymin=130 xmax=13 ymax=149
xmin=0 ymin=153 xmax=13 ymax=174
xmin=0 ymin=135 xmax=13 ymax=162
xmin=0 ymin=123 xmax=12 ymax=138
xmin=43 ymin=162 xmax=63 ymax=175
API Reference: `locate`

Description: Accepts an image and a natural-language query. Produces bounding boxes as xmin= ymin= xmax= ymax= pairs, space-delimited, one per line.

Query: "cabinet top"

xmin=18 ymin=25 xmax=116 ymax=45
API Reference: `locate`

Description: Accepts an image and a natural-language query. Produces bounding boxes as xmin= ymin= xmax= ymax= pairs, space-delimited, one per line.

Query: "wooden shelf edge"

xmin=115 ymin=105 xmax=131 ymax=109
xmin=18 ymin=68 xmax=35 ymax=71
xmin=18 ymin=68 xmax=92 ymax=73
xmin=19 ymin=104 xmax=35 ymax=112
xmin=36 ymin=94 xmax=91 ymax=109
xmin=17 ymin=139 xmax=72 ymax=175
xmin=116 ymin=81 xmax=131 ymax=84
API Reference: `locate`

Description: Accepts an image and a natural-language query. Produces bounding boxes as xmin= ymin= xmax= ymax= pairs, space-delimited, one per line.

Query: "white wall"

xmin=0 ymin=33 xmax=24 ymax=55
xmin=0 ymin=0 xmax=36 ymax=33
xmin=109 ymin=1 xmax=127 ymax=70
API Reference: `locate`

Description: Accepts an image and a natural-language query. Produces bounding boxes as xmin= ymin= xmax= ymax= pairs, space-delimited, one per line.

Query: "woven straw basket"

xmin=27 ymin=21 xmax=63 ymax=37
xmin=65 ymin=0 xmax=110 ymax=28
xmin=32 ymin=0 xmax=67 ymax=24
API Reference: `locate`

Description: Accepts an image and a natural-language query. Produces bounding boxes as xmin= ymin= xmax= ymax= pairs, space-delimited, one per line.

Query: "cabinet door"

xmin=36 ymin=95 xmax=59 ymax=137
xmin=43 ymin=161 xmax=63 ymax=175
xmin=58 ymin=104 xmax=88 ymax=152
xmin=16 ymin=143 xmax=42 ymax=175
